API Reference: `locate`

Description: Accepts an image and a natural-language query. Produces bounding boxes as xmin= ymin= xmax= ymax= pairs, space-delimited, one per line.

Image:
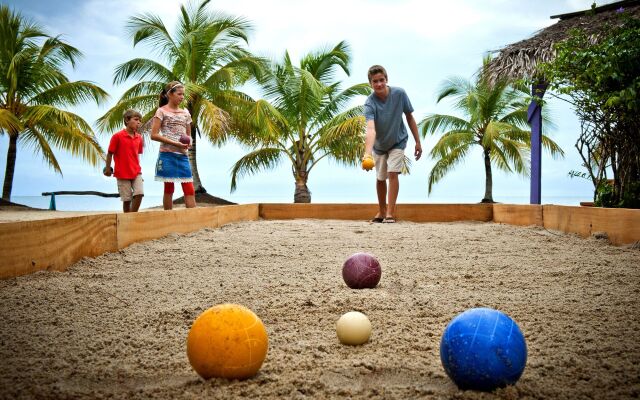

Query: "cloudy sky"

xmin=1 ymin=0 xmax=606 ymax=206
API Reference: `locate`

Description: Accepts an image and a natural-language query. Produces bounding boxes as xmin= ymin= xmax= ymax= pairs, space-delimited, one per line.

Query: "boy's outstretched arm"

xmin=364 ymin=120 xmax=376 ymax=157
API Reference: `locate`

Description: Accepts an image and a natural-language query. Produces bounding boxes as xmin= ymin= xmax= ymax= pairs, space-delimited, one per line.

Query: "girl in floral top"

xmin=150 ymin=81 xmax=197 ymax=210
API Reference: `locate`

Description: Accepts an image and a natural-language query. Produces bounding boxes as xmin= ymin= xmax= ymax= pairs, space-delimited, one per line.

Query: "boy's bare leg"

xmin=387 ymin=172 xmax=399 ymax=218
xmin=185 ymin=195 xmax=196 ymax=208
xmin=131 ymin=195 xmax=143 ymax=212
xmin=123 ymin=201 xmax=131 ymax=213
xmin=163 ymin=193 xmax=173 ymax=210
xmin=376 ymin=179 xmax=387 ymax=218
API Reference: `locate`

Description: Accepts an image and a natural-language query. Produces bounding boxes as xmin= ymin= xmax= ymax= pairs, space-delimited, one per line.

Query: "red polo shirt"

xmin=108 ymin=129 xmax=143 ymax=179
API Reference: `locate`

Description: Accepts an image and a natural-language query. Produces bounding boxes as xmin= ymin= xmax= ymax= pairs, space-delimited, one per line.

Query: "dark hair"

xmin=367 ymin=65 xmax=388 ymax=82
xmin=123 ymin=109 xmax=142 ymax=124
xmin=159 ymin=81 xmax=184 ymax=107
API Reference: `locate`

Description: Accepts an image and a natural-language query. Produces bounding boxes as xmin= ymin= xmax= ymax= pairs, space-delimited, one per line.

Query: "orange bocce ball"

xmin=187 ymin=304 xmax=268 ymax=379
xmin=362 ymin=156 xmax=375 ymax=171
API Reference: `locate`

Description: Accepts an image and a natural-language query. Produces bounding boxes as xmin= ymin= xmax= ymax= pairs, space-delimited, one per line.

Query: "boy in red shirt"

xmin=104 ymin=109 xmax=144 ymax=212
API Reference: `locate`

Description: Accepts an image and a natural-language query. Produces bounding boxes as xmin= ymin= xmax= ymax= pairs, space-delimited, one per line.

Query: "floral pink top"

xmin=154 ymin=107 xmax=192 ymax=154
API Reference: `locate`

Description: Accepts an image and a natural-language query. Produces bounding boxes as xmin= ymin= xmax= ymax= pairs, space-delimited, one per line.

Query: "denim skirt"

xmin=155 ymin=152 xmax=193 ymax=182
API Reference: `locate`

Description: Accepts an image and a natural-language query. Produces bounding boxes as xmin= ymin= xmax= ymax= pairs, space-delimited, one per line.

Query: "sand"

xmin=0 ymin=218 xmax=639 ymax=399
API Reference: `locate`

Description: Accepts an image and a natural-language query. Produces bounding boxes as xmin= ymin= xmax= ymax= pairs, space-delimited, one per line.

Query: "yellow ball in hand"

xmin=362 ymin=156 xmax=375 ymax=171
xmin=187 ymin=304 xmax=269 ymax=379
xmin=336 ymin=311 xmax=372 ymax=345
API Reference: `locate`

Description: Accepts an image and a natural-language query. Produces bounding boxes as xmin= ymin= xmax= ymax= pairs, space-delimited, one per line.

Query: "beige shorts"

xmin=373 ymin=149 xmax=405 ymax=181
xmin=117 ymin=175 xmax=144 ymax=202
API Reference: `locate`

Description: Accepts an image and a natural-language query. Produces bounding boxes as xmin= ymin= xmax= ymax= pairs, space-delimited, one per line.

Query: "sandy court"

xmin=0 ymin=218 xmax=639 ymax=399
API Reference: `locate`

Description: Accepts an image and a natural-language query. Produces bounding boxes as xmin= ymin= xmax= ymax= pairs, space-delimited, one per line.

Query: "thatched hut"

xmin=485 ymin=0 xmax=640 ymax=204
xmin=487 ymin=0 xmax=640 ymax=83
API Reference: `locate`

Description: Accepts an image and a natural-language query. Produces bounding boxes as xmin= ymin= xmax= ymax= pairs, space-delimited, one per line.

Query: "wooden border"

xmin=117 ymin=204 xmax=259 ymax=249
xmin=1 ymin=203 xmax=638 ymax=280
xmin=258 ymin=203 xmax=493 ymax=222
xmin=493 ymin=204 xmax=543 ymax=226
xmin=0 ymin=215 xmax=117 ymax=279
xmin=543 ymin=205 xmax=640 ymax=245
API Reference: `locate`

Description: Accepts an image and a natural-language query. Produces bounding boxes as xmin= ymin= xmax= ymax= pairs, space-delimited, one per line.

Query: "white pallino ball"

xmin=336 ymin=311 xmax=372 ymax=345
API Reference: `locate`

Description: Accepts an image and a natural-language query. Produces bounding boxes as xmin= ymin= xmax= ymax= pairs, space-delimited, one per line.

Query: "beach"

xmin=0 ymin=217 xmax=639 ymax=399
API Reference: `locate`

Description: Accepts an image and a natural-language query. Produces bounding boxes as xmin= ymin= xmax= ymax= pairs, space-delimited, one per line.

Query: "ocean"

xmin=8 ymin=194 xmax=591 ymax=212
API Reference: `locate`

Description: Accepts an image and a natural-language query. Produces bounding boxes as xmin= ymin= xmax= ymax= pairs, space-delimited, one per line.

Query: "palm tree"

xmin=230 ymin=41 xmax=371 ymax=203
xmin=0 ymin=5 xmax=108 ymax=200
xmin=420 ymin=62 xmax=564 ymax=203
xmin=97 ymin=0 xmax=264 ymax=198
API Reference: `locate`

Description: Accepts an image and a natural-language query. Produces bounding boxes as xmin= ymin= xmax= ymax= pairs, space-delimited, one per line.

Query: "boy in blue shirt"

xmin=363 ymin=65 xmax=422 ymax=223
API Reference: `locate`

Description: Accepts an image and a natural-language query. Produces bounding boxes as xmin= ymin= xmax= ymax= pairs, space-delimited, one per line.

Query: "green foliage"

xmin=0 ymin=5 xmax=108 ymax=199
xmin=593 ymin=180 xmax=614 ymax=207
xmin=542 ymin=15 xmax=640 ymax=113
xmin=541 ymin=14 xmax=640 ymax=208
xmin=230 ymin=41 xmax=371 ymax=203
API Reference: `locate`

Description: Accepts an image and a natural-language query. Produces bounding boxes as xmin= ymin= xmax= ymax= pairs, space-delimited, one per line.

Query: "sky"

xmin=1 ymin=0 xmax=606 ymax=206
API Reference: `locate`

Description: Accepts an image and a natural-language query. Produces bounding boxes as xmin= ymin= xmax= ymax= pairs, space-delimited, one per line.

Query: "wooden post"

xmin=527 ymin=82 xmax=547 ymax=205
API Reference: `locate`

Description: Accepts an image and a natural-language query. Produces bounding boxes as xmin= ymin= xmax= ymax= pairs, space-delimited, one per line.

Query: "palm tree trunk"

xmin=2 ymin=134 xmax=18 ymax=201
xmin=481 ymin=148 xmax=494 ymax=203
xmin=189 ymin=124 xmax=206 ymax=194
xmin=294 ymin=174 xmax=311 ymax=203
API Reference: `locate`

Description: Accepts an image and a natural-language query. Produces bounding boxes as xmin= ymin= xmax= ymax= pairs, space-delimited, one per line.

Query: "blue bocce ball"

xmin=440 ymin=307 xmax=527 ymax=391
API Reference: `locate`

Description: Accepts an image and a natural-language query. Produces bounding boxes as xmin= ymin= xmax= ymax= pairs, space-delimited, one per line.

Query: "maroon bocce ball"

xmin=342 ymin=252 xmax=382 ymax=289
xmin=179 ymin=134 xmax=191 ymax=145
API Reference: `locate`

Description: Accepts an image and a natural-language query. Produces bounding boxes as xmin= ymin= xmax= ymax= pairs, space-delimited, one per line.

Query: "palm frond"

xmin=21 ymin=106 xmax=104 ymax=168
xmin=112 ymin=58 xmax=173 ymax=85
xmin=301 ymin=40 xmax=351 ymax=83
xmin=96 ymin=94 xmax=159 ymax=134
xmin=241 ymin=99 xmax=290 ymax=147
xmin=194 ymin=97 xmax=231 ymax=145
xmin=29 ymin=81 xmax=108 ymax=107
xmin=127 ymin=13 xmax=177 ymax=57
xmin=420 ymin=113 xmax=473 ymax=138
xmin=230 ymin=147 xmax=284 ymax=192
xmin=0 ymin=109 xmax=23 ymax=134
xmin=427 ymin=145 xmax=471 ymax=194
xmin=541 ymin=135 xmax=565 ymax=159
xmin=428 ymin=130 xmax=476 ymax=158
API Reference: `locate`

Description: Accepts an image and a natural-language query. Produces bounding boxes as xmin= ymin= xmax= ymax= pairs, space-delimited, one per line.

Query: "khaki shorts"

xmin=117 ymin=175 xmax=144 ymax=202
xmin=373 ymin=149 xmax=405 ymax=181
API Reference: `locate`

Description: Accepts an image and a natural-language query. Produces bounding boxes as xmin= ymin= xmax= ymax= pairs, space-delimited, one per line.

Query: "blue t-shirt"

xmin=364 ymin=86 xmax=414 ymax=154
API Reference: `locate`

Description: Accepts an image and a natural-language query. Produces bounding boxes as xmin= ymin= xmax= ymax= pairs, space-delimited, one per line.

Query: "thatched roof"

xmin=486 ymin=0 xmax=640 ymax=83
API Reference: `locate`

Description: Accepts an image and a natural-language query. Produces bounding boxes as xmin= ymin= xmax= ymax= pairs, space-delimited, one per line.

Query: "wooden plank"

xmin=396 ymin=204 xmax=493 ymax=222
xmin=259 ymin=203 xmax=493 ymax=222
xmin=259 ymin=203 xmax=378 ymax=220
xmin=116 ymin=208 xmax=220 ymax=249
xmin=0 ymin=215 xmax=117 ymax=279
xmin=493 ymin=204 xmax=543 ymax=226
xmin=217 ymin=204 xmax=259 ymax=226
xmin=543 ymin=205 xmax=640 ymax=245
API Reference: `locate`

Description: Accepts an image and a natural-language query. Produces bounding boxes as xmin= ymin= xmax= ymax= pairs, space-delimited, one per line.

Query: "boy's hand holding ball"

xmin=361 ymin=154 xmax=375 ymax=171
xmin=103 ymin=166 xmax=112 ymax=177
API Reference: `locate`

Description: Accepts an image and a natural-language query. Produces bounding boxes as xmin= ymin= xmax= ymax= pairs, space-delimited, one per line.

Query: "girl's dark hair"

xmin=159 ymin=81 xmax=184 ymax=107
